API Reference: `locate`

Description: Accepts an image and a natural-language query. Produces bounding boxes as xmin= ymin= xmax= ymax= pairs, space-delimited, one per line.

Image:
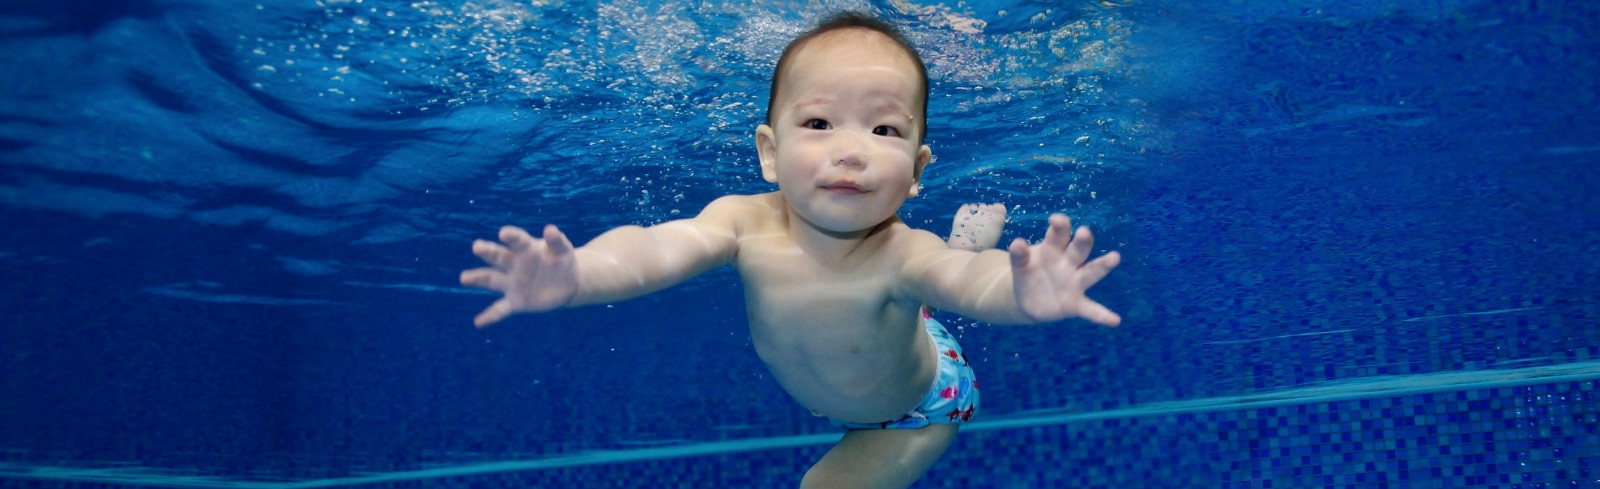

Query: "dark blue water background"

xmin=1 ymin=0 xmax=1596 ymax=482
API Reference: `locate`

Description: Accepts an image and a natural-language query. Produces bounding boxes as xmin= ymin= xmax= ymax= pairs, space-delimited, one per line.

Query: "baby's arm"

xmin=460 ymin=196 xmax=744 ymax=327
xmin=924 ymin=203 xmax=1007 ymax=316
xmin=901 ymin=213 xmax=1120 ymax=327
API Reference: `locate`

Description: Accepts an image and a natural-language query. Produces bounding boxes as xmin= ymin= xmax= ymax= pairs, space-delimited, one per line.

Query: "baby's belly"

xmin=753 ymin=329 xmax=937 ymax=424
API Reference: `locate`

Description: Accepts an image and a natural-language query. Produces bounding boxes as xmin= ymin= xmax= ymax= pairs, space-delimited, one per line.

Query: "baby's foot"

xmin=947 ymin=203 xmax=1007 ymax=251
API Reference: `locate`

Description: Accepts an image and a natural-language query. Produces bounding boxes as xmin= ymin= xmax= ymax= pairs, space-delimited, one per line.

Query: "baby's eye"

xmin=804 ymin=119 xmax=832 ymax=130
xmin=872 ymin=125 xmax=903 ymax=137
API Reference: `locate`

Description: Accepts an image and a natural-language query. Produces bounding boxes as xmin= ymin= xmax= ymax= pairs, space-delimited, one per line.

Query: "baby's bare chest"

xmin=736 ymin=257 xmax=921 ymax=354
xmin=737 ymin=245 xmax=900 ymax=308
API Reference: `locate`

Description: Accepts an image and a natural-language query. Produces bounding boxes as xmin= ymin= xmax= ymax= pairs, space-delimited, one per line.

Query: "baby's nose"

xmin=833 ymin=135 xmax=868 ymax=168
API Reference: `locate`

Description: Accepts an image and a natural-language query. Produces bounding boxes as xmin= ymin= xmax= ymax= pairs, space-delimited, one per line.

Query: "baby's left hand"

xmin=1007 ymin=214 xmax=1121 ymax=326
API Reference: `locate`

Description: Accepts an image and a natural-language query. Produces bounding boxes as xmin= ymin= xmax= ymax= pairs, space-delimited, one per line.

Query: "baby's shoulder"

xmin=701 ymin=192 xmax=782 ymax=222
xmin=706 ymin=192 xmax=778 ymax=209
xmin=689 ymin=193 xmax=787 ymax=240
xmin=874 ymin=220 xmax=952 ymax=259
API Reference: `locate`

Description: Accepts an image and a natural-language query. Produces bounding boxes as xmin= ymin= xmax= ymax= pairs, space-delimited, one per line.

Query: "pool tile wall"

xmin=521 ymin=380 xmax=1600 ymax=488
xmin=14 ymin=379 xmax=1595 ymax=489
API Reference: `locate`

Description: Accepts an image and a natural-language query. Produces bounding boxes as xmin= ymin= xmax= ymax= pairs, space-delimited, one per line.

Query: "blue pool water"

xmin=1 ymin=0 xmax=1597 ymax=487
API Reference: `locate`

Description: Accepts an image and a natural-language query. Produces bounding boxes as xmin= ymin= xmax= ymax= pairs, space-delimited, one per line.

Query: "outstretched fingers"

xmin=498 ymin=225 xmax=535 ymax=252
xmin=1077 ymin=298 xmax=1122 ymax=328
xmin=474 ymin=298 xmax=513 ymax=328
xmin=472 ymin=239 xmax=512 ymax=268
xmin=993 ymin=214 xmax=1128 ymax=327
xmin=1042 ymin=214 xmax=1074 ymax=251
xmin=459 ymin=267 xmax=502 ymax=290
xmin=464 ymin=224 xmax=574 ymax=328
xmin=475 ymin=225 xmax=571 ymax=269
xmin=1007 ymin=237 xmax=1033 ymax=268
xmin=1077 ymin=250 xmax=1121 ymax=287
xmin=472 ymin=226 xmax=533 ymax=268
xmin=541 ymin=224 xmax=574 ymax=255
xmin=1064 ymin=225 xmax=1097 ymax=266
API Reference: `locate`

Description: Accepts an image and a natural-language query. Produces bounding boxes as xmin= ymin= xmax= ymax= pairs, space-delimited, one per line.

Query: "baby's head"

xmin=756 ymin=12 xmax=935 ymax=234
xmin=766 ymin=12 xmax=930 ymax=144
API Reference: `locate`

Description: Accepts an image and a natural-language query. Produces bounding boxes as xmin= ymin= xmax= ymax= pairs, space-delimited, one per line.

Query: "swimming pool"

xmin=1 ymin=0 xmax=1596 ymax=487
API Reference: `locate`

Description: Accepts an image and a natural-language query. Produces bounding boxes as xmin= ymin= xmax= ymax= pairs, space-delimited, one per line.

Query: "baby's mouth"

xmin=821 ymin=182 xmax=867 ymax=195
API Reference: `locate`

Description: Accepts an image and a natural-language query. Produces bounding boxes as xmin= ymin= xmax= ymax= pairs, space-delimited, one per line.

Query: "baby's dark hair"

xmin=766 ymin=12 xmax=931 ymax=143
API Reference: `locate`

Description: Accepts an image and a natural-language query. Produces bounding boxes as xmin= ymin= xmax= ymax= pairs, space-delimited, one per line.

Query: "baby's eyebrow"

xmin=873 ymin=102 xmax=914 ymax=122
xmin=789 ymin=95 xmax=914 ymax=122
xmin=867 ymin=95 xmax=912 ymax=115
xmin=793 ymin=97 xmax=834 ymax=110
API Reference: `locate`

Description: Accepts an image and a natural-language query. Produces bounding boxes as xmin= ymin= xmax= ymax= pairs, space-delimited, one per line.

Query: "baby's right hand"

xmin=459 ymin=225 xmax=578 ymax=327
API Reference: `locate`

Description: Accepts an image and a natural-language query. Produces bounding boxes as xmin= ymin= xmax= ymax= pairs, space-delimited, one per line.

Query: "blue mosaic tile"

xmin=25 ymin=379 xmax=1588 ymax=488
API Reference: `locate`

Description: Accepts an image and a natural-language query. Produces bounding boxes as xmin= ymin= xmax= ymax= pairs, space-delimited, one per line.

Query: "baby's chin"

xmin=800 ymin=211 xmax=901 ymax=237
xmin=778 ymin=189 xmax=908 ymax=235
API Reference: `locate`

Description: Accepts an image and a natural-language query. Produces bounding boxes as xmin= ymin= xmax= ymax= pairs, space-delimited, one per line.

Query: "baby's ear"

xmin=756 ymin=125 xmax=779 ymax=183
xmin=909 ymin=144 xmax=932 ymax=197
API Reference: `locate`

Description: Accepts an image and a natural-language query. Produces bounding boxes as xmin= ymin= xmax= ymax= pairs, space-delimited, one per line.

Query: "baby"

xmin=460 ymin=12 xmax=1121 ymax=489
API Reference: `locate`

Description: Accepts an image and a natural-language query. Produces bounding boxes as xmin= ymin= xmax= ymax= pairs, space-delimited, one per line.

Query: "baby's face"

xmin=757 ymin=30 xmax=931 ymax=235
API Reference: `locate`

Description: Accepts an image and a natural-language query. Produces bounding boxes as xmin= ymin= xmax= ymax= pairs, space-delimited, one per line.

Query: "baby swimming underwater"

xmin=459 ymin=12 xmax=1121 ymax=489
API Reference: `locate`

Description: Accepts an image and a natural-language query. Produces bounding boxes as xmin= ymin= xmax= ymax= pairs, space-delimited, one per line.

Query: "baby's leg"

xmin=801 ymin=425 xmax=958 ymax=489
xmin=947 ymin=203 xmax=1006 ymax=251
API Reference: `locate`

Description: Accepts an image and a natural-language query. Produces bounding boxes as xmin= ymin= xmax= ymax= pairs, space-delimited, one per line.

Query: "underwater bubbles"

xmin=249 ymin=1 xmax=1148 ymax=229
xmin=909 ymin=5 xmax=1147 ymax=229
